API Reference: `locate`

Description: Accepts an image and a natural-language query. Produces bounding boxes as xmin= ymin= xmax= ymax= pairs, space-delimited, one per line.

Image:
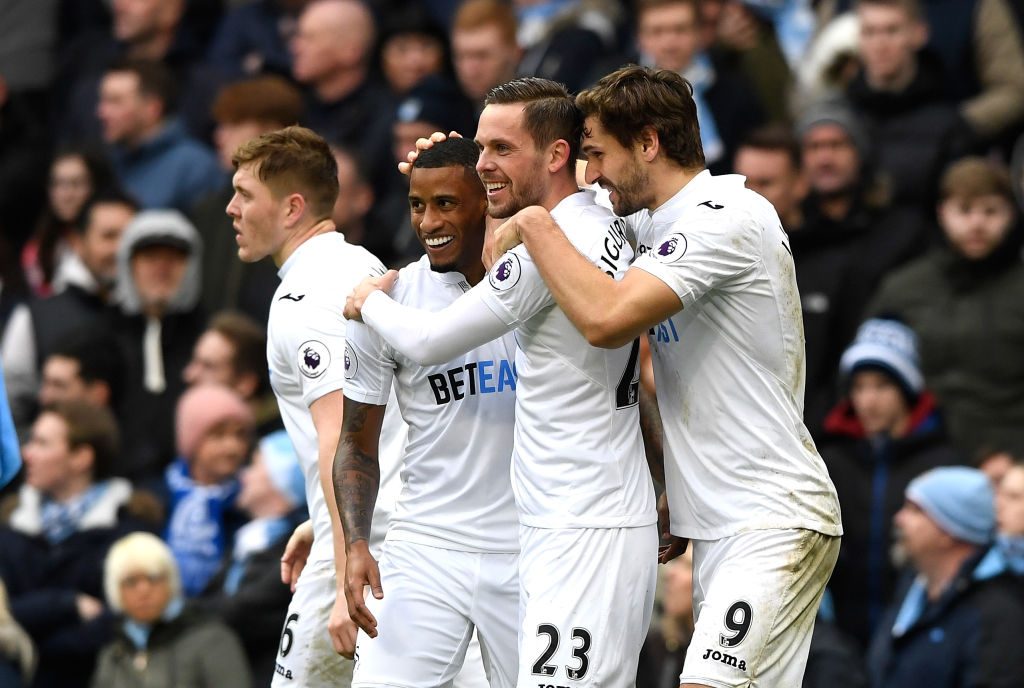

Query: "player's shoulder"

xmin=670 ymin=174 xmax=777 ymax=239
xmin=390 ymin=255 xmax=434 ymax=301
xmin=554 ymin=190 xmax=625 ymax=245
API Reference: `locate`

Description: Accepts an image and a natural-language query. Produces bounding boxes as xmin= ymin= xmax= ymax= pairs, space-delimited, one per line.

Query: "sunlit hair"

xmin=231 ymin=126 xmax=339 ymax=219
xmin=577 ymin=65 xmax=704 ymax=170
xmin=484 ymin=78 xmax=582 ymax=166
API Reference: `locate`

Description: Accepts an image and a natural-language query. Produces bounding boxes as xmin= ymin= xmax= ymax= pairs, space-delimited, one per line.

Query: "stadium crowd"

xmin=0 ymin=0 xmax=1023 ymax=686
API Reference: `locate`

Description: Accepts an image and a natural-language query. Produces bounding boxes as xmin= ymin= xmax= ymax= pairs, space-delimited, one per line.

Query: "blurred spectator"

xmin=867 ymin=467 xmax=1024 ymax=687
xmin=700 ymin=0 xmax=793 ymax=124
xmin=206 ymin=0 xmax=307 ymax=81
xmin=1 ymin=191 xmax=136 ymax=432
xmin=39 ymin=330 xmax=122 ymax=413
xmin=290 ymin=0 xmax=393 ymax=187
xmin=792 ymin=102 xmax=926 ymax=436
xmin=0 ymin=0 xmax=58 ymax=95
xmin=92 ymin=532 xmax=251 ymax=688
xmin=98 ymin=60 xmax=223 ymax=212
xmin=803 ymin=608 xmax=869 ymax=688
xmin=846 ymin=0 xmax=971 ymax=210
xmin=191 ymin=76 xmax=302 ymax=322
xmin=922 ymin=0 xmax=1024 ymax=147
xmin=330 ymin=146 xmax=376 ymax=249
xmin=636 ymin=551 xmax=693 ymax=687
xmin=59 ymin=0 xmax=221 ymax=143
xmin=377 ymin=76 xmax=476 ymax=265
xmin=183 ymin=311 xmax=281 ymax=436
xmin=734 ymin=124 xmax=808 ymax=230
xmin=995 ymin=461 xmax=1024 ymax=574
xmin=794 ymin=11 xmax=860 ymax=111
xmin=868 ymin=157 xmax=1024 ymax=457
xmin=378 ymin=3 xmax=449 ymax=96
xmin=0 ymin=579 xmax=35 ymax=688
xmin=819 ymin=319 xmax=962 ymax=648
xmin=451 ymin=0 xmax=523 ymax=108
xmin=0 ymin=402 xmax=162 ymax=688
xmin=591 ymin=0 xmax=766 ymax=174
xmin=113 ymin=211 xmax=206 ymax=484
xmin=515 ymin=0 xmax=624 ymax=92
xmin=975 ymin=447 xmax=1018 ymax=485
xmin=197 ymin=431 xmax=305 ymax=685
xmin=22 ymin=148 xmax=115 ymax=298
xmin=163 ymin=385 xmax=253 ymax=598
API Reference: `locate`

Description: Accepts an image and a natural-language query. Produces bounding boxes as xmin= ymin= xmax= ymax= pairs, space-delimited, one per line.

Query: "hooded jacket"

xmin=819 ymin=393 xmax=963 ymax=647
xmin=113 ymin=211 xmax=206 ymax=483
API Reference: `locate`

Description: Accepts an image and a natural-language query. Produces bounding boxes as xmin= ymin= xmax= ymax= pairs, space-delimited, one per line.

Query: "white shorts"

xmin=352 ymin=540 xmax=520 ymax=688
xmin=272 ymin=559 xmax=353 ymax=687
xmin=681 ymin=529 xmax=840 ymax=688
xmin=518 ymin=525 xmax=658 ymax=688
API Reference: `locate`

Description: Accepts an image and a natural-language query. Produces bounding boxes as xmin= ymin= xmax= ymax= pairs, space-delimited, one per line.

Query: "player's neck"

xmin=273 ymin=218 xmax=336 ymax=267
xmin=539 ymin=174 xmax=584 ymax=212
xmin=649 ymin=163 xmax=704 ymax=212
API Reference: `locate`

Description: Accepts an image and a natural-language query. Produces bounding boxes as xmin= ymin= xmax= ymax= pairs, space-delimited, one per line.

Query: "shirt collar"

xmin=649 ymin=170 xmax=746 ymax=225
xmin=278 ymin=231 xmax=337 ymax=279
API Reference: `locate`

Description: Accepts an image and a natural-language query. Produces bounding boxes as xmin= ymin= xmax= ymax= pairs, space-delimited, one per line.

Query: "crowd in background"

xmin=1 ymin=0 xmax=1024 ymax=686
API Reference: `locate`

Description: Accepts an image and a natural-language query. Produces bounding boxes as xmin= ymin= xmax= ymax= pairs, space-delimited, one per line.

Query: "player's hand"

xmin=657 ymin=492 xmax=689 ymax=564
xmin=328 ymin=589 xmax=359 ymax=658
xmin=343 ymin=540 xmax=383 ymax=638
xmin=397 ymin=130 xmax=464 ymax=175
xmin=344 ymin=271 xmax=399 ymax=322
xmin=281 ymin=520 xmax=314 ymax=592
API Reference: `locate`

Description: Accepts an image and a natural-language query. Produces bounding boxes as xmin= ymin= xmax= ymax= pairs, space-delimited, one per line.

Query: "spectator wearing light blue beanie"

xmin=867 ymin=466 xmax=1024 ymax=688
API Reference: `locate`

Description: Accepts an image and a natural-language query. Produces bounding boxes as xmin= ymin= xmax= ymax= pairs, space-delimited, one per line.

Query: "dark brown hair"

xmin=208 ymin=311 xmax=269 ymax=396
xmin=232 ymin=125 xmax=339 ymax=218
xmin=212 ymin=76 xmax=304 ymax=128
xmin=484 ymin=77 xmax=582 ymax=167
xmin=576 ymin=64 xmax=704 ymax=170
xmin=940 ymin=157 xmax=1014 ymax=204
xmin=46 ymin=400 xmax=120 ymax=481
xmin=738 ymin=124 xmax=802 ymax=171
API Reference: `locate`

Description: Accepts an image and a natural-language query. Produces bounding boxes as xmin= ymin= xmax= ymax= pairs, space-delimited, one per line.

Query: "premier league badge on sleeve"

xmin=488 ymin=253 xmax=522 ymax=291
xmin=343 ymin=344 xmax=357 ymax=379
xmin=654 ymin=233 xmax=688 ymax=263
xmin=298 ymin=340 xmax=330 ymax=379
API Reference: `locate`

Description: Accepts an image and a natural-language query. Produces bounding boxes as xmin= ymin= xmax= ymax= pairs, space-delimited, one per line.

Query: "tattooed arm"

xmin=333 ymin=395 xmax=386 ymax=637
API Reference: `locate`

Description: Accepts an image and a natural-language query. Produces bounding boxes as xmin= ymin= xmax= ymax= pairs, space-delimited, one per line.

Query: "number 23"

xmin=532 ymin=624 xmax=593 ymax=680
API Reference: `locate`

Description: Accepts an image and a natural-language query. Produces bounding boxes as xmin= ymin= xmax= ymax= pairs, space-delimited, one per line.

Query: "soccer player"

xmin=334 ymin=137 xmax=519 ymax=686
xmin=490 ymin=65 xmax=843 ymax=688
xmin=227 ymin=125 xmax=389 ymax=686
xmin=346 ymin=78 xmax=658 ymax=687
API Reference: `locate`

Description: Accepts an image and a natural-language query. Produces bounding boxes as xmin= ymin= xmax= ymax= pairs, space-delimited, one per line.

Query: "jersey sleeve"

xmin=361 ymin=287 xmax=514 ymax=367
xmin=277 ymin=293 xmax=349 ymax=408
xmin=475 ymin=245 xmax=555 ymax=326
xmin=631 ymin=214 xmax=760 ymax=307
xmin=342 ymin=319 xmax=395 ymax=407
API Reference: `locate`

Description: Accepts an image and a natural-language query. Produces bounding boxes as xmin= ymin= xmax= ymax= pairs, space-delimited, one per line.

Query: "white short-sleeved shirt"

xmin=267 ymin=231 xmax=390 ymax=565
xmin=478 ymin=191 xmax=656 ymax=530
xmin=343 ymin=256 xmax=519 ymax=553
xmin=630 ymin=171 xmax=842 ymax=540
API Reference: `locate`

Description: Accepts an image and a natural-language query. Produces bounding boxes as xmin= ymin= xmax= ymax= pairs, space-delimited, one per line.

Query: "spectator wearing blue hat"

xmin=867 ymin=467 xmax=1024 ymax=688
xmin=820 ymin=318 xmax=963 ymax=649
xmin=197 ymin=431 xmax=306 ymax=688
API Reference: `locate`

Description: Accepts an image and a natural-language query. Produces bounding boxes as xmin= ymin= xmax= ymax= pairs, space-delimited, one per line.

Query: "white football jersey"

xmin=478 ymin=191 xmax=656 ymax=529
xmin=630 ymin=171 xmax=843 ymax=540
xmin=343 ymin=256 xmax=519 ymax=553
xmin=267 ymin=231 xmax=397 ymax=566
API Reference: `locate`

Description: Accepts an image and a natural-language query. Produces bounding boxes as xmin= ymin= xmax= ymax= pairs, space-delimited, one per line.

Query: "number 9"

xmin=719 ymin=601 xmax=752 ymax=648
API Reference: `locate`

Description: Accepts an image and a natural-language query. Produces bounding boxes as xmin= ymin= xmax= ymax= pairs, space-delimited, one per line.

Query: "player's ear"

xmin=283 ymin=192 xmax=307 ymax=228
xmin=547 ymin=139 xmax=572 ymax=175
xmin=638 ymin=126 xmax=659 ymax=162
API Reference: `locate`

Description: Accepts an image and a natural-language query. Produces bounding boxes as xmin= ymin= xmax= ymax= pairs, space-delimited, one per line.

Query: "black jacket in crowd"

xmin=819 ymin=392 xmax=964 ymax=648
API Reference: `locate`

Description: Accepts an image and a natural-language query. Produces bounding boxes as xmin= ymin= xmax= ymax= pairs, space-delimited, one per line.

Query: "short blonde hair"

xmin=104 ymin=532 xmax=181 ymax=612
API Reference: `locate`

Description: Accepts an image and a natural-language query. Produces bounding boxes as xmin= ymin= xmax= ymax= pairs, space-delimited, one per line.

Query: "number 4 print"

xmin=532 ymin=624 xmax=593 ymax=680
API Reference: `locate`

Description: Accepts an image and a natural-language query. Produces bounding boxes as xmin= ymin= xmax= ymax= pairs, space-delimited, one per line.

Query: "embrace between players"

xmin=229 ymin=64 xmax=843 ymax=688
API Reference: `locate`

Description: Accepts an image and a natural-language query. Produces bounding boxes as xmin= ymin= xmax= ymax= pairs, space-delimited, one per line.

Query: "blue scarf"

xmin=997 ymin=534 xmax=1024 ymax=575
xmin=165 ymin=459 xmax=240 ymax=597
xmin=40 ymin=482 xmax=111 ymax=544
xmin=683 ymin=53 xmax=724 ymax=166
